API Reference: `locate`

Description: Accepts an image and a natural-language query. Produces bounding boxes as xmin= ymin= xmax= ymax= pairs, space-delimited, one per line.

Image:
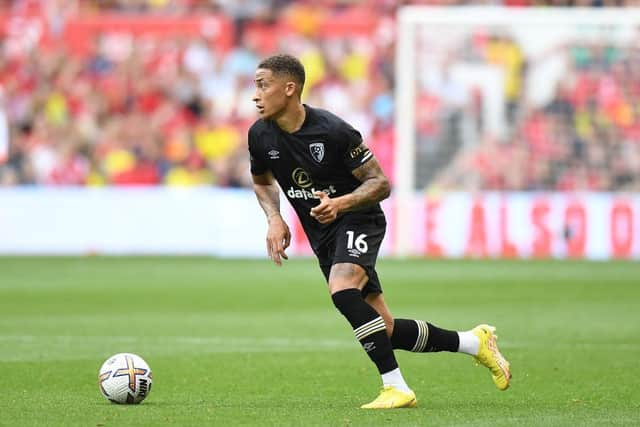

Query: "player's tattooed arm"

xmin=345 ymin=156 xmax=391 ymax=210
xmin=252 ymin=172 xmax=290 ymax=266
xmin=252 ymin=172 xmax=281 ymax=220
xmin=310 ymin=153 xmax=390 ymax=224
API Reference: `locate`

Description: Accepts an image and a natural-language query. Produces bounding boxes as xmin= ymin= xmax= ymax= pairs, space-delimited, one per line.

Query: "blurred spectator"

xmin=1 ymin=0 xmax=639 ymax=192
xmin=429 ymin=28 xmax=640 ymax=192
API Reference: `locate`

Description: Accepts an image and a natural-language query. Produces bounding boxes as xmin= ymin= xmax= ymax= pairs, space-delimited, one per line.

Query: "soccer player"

xmin=248 ymin=54 xmax=511 ymax=409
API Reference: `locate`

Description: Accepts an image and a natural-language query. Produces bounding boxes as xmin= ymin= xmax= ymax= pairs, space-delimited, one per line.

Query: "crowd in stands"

xmin=0 ymin=0 xmax=397 ymax=186
xmin=431 ymin=37 xmax=640 ymax=191
xmin=0 ymin=0 xmax=639 ymax=190
xmin=2 ymin=0 xmax=637 ymax=14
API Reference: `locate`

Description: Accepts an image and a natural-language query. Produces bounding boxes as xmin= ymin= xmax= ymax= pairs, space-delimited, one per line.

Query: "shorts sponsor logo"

xmin=347 ymin=248 xmax=361 ymax=258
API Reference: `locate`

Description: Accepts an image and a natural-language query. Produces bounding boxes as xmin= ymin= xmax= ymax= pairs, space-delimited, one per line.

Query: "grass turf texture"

xmin=0 ymin=257 xmax=639 ymax=426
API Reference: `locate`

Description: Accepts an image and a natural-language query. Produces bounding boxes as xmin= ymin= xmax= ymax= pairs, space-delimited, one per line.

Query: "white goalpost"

xmin=394 ymin=6 xmax=640 ymax=256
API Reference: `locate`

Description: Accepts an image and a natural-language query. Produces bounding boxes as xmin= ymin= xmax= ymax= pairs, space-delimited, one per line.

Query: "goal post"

xmin=394 ymin=6 xmax=640 ymax=256
xmin=394 ymin=8 xmax=417 ymax=257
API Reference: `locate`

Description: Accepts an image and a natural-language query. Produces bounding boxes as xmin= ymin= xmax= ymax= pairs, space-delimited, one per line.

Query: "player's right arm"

xmin=252 ymin=171 xmax=291 ymax=266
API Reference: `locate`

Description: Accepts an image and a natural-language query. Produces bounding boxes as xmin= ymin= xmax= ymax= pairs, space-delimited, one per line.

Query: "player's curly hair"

xmin=258 ymin=54 xmax=306 ymax=95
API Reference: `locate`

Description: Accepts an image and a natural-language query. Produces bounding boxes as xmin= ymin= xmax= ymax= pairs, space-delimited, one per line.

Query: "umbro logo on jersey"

xmin=268 ymin=150 xmax=280 ymax=159
xmin=309 ymin=142 xmax=325 ymax=163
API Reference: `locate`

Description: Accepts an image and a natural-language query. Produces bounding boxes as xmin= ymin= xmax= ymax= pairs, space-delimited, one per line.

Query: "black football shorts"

xmin=316 ymin=212 xmax=386 ymax=297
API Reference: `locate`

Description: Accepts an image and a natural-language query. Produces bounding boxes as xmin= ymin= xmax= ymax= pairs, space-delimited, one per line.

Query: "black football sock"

xmin=391 ymin=318 xmax=460 ymax=353
xmin=331 ymin=288 xmax=398 ymax=374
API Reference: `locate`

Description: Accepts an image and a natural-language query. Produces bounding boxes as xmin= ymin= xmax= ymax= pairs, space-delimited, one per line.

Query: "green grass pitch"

xmin=1 ymin=257 xmax=639 ymax=426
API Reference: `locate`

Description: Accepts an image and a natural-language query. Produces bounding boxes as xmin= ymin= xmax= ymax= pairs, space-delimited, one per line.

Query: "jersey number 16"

xmin=346 ymin=231 xmax=368 ymax=253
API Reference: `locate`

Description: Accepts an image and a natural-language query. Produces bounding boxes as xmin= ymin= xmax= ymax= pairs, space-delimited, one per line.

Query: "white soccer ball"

xmin=98 ymin=353 xmax=153 ymax=404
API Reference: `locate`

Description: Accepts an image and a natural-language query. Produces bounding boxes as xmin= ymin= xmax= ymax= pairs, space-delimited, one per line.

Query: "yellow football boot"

xmin=473 ymin=324 xmax=511 ymax=390
xmin=360 ymin=386 xmax=417 ymax=409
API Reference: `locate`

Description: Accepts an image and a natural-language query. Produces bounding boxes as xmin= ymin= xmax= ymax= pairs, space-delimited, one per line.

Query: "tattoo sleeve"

xmin=252 ymin=173 xmax=282 ymax=220
xmin=343 ymin=157 xmax=391 ymax=212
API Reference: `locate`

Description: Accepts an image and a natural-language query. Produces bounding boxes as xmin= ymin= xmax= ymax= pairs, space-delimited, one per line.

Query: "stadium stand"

xmin=0 ymin=0 xmax=638 ymax=189
xmin=426 ymin=30 xmax=640 ymax=191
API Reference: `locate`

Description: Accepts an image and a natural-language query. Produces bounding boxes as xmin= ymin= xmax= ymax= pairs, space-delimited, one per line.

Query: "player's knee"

xmin=328 ymin=263 xmax=367 ymax=295
xmin=328 ymin=280 xmax=357 ymax=295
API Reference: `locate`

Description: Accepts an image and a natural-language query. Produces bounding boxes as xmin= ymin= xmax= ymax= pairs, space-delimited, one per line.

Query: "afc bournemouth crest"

xmin=309 ymin=142 xmax=325 ymax=163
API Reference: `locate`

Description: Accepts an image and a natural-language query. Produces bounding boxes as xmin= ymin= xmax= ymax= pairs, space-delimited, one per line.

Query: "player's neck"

xmin=275 ymin=103 xmax=306 ymax=134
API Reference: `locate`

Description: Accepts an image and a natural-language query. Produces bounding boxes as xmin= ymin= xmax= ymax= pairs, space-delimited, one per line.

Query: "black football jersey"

xmin=248 ymin=104 xmax=383 ymax=248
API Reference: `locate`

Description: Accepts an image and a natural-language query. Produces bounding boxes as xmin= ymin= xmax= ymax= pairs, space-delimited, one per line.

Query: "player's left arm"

xmin=310 ymin=149 xmax=390 ymax=224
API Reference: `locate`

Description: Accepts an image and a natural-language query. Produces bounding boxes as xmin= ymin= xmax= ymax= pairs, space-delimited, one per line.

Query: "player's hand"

xmin=310 ymin=191 xmax=340 ymax=224
xmin=266 ymin=214 xmax=290 ymax=266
